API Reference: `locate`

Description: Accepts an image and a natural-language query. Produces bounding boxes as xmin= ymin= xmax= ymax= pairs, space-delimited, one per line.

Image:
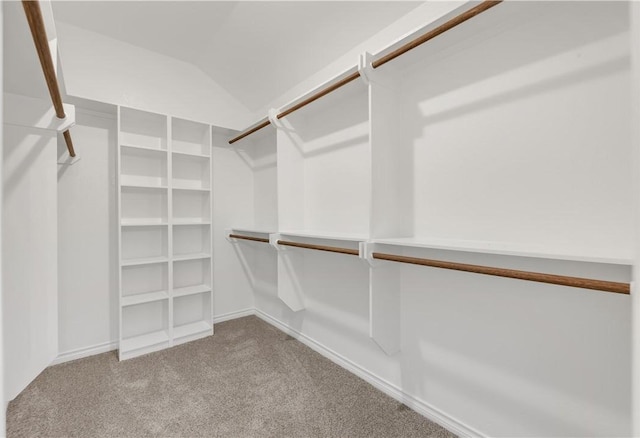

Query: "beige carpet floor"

xmin=7 ymin=315 xmax=455 ymax=438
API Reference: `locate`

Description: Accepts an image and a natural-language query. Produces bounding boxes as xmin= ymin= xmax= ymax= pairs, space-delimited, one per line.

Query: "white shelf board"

xmin=172 ymin=150 xmax=210 ymax=159
xmin=371 ymin=237 xmax=633 ymax=266
xmin=172 ymin=185 xmax=210 ymax=192
xmin=173 ymin=284 xmax=211 ymax=298
xmin=121 ymin=256 xmax=169 ymax=267
xmin=121 ymin=220 xmax=168 ymax=227
xmin=121 ymin=291 xmax=169 ymax=307
xmin=172 ymin=253 xmax=211 ymax=262
xmin=121 ymin=143 xmax=168 ymax=154
xmin=231 ymin=228 xmax=274 ymax=236
xmin=173 ymin=220 xmax=211 ymax=226
xmin=279 ymin=230 xmax=368 ymax=242
xmin=173 ymin=321 xmax=212 ymax=339
xmin=121 ymin=183 xmax=168 ymax=190
xmin=120 ymin=329 xmax=169 ymax=353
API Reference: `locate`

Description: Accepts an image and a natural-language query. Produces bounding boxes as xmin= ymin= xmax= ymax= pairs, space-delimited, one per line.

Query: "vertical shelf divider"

xmin=167 ymin=116 xmax=174 ymax=347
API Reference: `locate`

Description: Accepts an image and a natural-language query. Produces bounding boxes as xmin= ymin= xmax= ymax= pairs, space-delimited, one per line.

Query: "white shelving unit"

xmin=118 ymin=108 xmax=213 ymax=360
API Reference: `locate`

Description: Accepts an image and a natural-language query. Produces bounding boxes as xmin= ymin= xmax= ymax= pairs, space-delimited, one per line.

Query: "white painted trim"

xmin=51 ymin=341 xmax=118 ymax=366
xmin=254 ymin=308 xmax=484 ymax=438
xmin=213 ymin=308 xmax=254 ymax=323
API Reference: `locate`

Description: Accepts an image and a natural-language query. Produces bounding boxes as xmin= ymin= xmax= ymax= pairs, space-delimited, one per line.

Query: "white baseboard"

xmin=213 ymin=308 xmax=254 ymax=323
xmin=51 ymin=341 xmax=118 ymax=366
xmin=52 ymin=308 xmax=255 ymax=366
xmin=254 ymin=308 xmax=484 ymax=438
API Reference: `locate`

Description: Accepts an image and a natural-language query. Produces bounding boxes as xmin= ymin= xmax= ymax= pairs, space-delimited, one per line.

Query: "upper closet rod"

xmin=372 ymin=252 xmax=630 ymax=295
xmin=227 ymin=0 xmax=501 ymax=145
xmin=372 ymin=1 xmax=502 ymax=69
xmin=22 ymin=0 xmax=76 ymax=157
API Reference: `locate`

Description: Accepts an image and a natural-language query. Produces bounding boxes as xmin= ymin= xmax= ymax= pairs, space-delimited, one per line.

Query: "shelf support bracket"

xmin=271 ymin=234 xmax=306 ymax=312
xmin=365 ymin=242 xmax=402 ymax=356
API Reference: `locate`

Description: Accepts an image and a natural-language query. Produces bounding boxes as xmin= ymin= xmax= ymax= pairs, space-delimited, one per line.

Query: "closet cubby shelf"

xmin=121 ymin=183 xmax=168 ymax=190
xmin=121 ymin=143 xmax=168 ymax=154
xmin=172 ymin=150 xmax=210 ymax=159
xmin=121 ymin=220 xmax=168 ymax=227
xmin=172 ymin=253 xmax=211 ymax=262
xmin=173 ymin=321 xmax=212 ymax=340
xmin=173 ymin=284 xmax=211 ymax=298
xmin=121 ymin=256 xmax=169 ymax=267
xmin=172 ymin=186 xmax=210 ymax=192
xmin=120 ymin=330 xmax=169 ymax=354
xmin=121 ymin=291 xmax=169 ymax=307
xmin=173 ymin=220 xmax=211 ymax=226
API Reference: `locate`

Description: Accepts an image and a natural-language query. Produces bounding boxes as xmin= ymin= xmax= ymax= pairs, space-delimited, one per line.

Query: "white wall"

xmin=2 ymin=96 xmax=59 ymax=401
xmin=253 ymin=1 xmax=466 ymax=120
xmin=56 ymin=23 xmax=252 ymax=131
xmin=0 ymin=1 xmax=5 ymax=433
xmin=631 ymin=3 xmax=640 ymax=436
xmin=56 ymin=108 xmax=118 ymax=359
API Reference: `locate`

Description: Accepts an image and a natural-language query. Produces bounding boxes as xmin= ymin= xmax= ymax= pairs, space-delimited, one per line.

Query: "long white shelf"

xmin=371 ymin=237 xmax=633 ymax=266
xmin=121 ymin=256 xmax=169 ymax=267
xmin=120 ymin=330 xmax=169 ymax=353
xmin=172 ymin=253 xmax=211 ymax=262
xmin=173 ymin=321 xmax=212 ymax=339
xmin=121 ymin=291 xmax=169 ymax=307
xmin=279 ymin=230 xmax=368 ymax=243
xmin=173 ymin=284 xmax=211 ymax=298
xmin=231 ymin=228 xmax=274 ymax=236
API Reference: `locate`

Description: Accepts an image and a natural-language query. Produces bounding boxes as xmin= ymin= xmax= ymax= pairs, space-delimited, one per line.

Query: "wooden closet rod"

xmin=229 ymin=234 xmax=270 ymax=244
xmin=277 ymin=240 xmax=359 ymax=256
xmin=372 ymin=252 xmax=630 ymax=295
xmin=372 ymin=1 xmax=502 ymax=69
xmin=22 ymin=0 xmax=76 ymax=157
xmin=229 ymin=120 xmax=271 ymax=145
xmin=227 ymin=1 xmax=500 ymax=145
xmin=276 ymin=71 xmax=362 ymax=120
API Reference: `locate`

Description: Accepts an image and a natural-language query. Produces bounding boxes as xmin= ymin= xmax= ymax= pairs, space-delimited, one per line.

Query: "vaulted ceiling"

xmin=51 ymin=1 xmax=423 ymax=112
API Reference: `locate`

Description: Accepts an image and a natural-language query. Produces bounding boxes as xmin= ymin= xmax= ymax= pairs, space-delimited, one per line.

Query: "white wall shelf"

xmin=121 ymin=256 xmax=169 ymax=267
xmin=118 ymin=106 xmax=213 ymax=360
xmin=121 ymin=291 xmax=169 ymax=307
xmin=173 ymin=284 xmax=211 ymax=299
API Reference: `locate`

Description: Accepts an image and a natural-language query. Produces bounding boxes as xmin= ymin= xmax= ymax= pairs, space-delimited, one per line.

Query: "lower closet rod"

xmin=277 ymin=240 xmax=359 ymax=256
xmin=229 ymin=234 xmax=270 ymax=244
xmin=372 ymin=252 xmax=630 ymax=295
